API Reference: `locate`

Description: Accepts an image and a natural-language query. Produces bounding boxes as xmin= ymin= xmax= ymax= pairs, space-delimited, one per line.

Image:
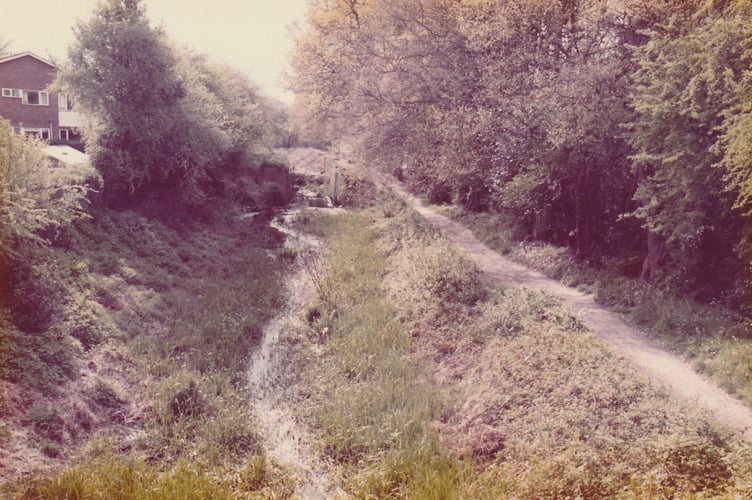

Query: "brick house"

xmin=0 ymin=52 xmax=83 ymax=147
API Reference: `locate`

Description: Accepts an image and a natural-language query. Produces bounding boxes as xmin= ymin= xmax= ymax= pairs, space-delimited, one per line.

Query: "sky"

xmin=0 ymin=0 xmax=309 ymax=103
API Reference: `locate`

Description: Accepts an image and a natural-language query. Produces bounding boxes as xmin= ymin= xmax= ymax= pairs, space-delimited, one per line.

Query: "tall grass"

xmin=292 ymin=209 xmax=509 ymax=497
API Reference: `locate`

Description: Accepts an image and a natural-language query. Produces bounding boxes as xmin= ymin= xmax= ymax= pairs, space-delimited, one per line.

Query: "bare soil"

xmin=385 ymin=178 xmax=752 ymax=443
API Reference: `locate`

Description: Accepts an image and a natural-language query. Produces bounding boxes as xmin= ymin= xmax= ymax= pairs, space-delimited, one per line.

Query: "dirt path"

xmin=385 ymin=179 xmax=752 ymax=442
xmin=248 ymin=216 xmax=344 ymax=499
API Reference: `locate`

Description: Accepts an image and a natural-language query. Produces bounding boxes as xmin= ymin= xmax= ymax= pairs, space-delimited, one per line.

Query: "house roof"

xmin=0 ymin=52 xmax=55 ymax=68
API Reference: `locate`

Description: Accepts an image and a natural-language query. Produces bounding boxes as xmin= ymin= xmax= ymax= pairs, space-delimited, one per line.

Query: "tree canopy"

xmin=58 ymin=0 xmax=273 ymax=205
xmin=289 ymin=0 xmax=752 ymax=302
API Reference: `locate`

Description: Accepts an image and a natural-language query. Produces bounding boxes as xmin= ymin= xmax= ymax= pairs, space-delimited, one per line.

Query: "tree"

xmin=59 ymin=0 xmax=212 ymax=203
xmin=626 ymin=8 xmax=749 ymax=292
xmin=290 ymin=0 xmax=642 ymax=254
xmin=290 ymin=0 xmax=752 ymax=300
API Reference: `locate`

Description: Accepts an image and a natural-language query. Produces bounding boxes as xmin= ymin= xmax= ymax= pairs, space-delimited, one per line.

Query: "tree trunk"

xmin=640 ymin=230 xmax=664 ymax=282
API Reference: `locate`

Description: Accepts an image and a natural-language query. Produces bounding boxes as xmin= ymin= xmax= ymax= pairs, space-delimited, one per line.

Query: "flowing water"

xmin=247 ymin=211 xmax=344 ymax=499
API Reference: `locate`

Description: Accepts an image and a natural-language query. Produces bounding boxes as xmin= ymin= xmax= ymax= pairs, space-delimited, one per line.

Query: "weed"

xmin=169 ymin=380 xmax=207 ymax=420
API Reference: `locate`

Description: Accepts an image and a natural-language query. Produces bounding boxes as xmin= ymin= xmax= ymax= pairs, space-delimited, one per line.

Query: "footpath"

xmin=384 ymin=177 xmax=752 ymax=443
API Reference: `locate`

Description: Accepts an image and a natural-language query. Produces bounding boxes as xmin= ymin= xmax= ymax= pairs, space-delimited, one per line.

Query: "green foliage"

xmin=62 ymin=0 xmax=188 ymax=198
xmin=59 ymin=0 xmax=273 ymax=205
xmin=291 ymin=0 xmax=752 ymax=300
xmin=456 ymin=207 xmax=752 ymax=410
xmin=0 ymin=325 xmax=79 ymax=393
xmin=0 ymin=120 xmax=95 ymax=253
xmin=290 ymin=0 xmax=640 ymax=257
xmin=627 ymin=10 xmax=749 ymax=290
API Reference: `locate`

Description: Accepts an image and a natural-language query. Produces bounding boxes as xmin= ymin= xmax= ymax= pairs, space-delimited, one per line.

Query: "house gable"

xmin=0 ymin=52 xmax=66 ymax=142
xmin=0 ymin=52 xmax=56 ymax=91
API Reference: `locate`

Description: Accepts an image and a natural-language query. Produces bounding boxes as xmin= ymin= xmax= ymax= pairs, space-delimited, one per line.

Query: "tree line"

xmin=289 ymin=0 xmax=752 ymax=304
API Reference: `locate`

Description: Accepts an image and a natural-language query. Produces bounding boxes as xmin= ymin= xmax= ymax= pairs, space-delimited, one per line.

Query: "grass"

xmin=15 ymin=455 xmax=293 ymax=499
xmin=1 ymin=201 xmax=294 ymax=497
xmin=290 ymin=194 xmax=752 ymax=497
xmin=290 ymin=208 xmax=508 ymax=497
xmin=446 ymin=206 xmax=752 ymax=408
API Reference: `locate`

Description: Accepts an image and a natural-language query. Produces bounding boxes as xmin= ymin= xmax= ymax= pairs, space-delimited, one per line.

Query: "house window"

xmin=23 ymin=128 xmax=51 ymax=140
xmin=12 ymin=127 xmax=21 ymax=135
xmin=58 ymin=93 xmax=75 ymax=110
xmin=2 ymin=88 xmax=21 ymax=97
xmin=22 ymin=90 xmax=48 ymax=106
xmin=60 ymin=129 xmax=69 ymax=140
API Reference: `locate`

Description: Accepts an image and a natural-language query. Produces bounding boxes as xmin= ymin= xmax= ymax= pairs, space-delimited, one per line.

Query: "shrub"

xmin=0 ymin=326 xmax=80 ymax=392
xmin=475 ymin=288 xmax=587 ymax=340
xmin=86 ymin=379 xmax=125 ymax=409
xmin=388 ymin=232 xmax=488 ymax=320
xmin=7 ymin=261 xmax=57 ymax=334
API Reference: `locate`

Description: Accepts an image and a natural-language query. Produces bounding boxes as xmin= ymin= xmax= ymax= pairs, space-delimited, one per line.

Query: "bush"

xmin=261 ymin=182 xmax=287 ymax=208
xmin=86 ymin=379 xmax=125 ymax=408
xmin=475 ymin=288 xmax=587 ymax=340
xmin=388 ymin=231 xmax=488 ymax=319
xmin=594 ymin=275 xmax=649 ymax=313
xmin=7 ymin=261 xmax=57 ymax=334
xmin=0 ymin=326 xmax=80 ymax=392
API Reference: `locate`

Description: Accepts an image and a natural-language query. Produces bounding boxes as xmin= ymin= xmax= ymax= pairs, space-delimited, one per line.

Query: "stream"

xmin=247 ymin=209 xmax=344 ymax=499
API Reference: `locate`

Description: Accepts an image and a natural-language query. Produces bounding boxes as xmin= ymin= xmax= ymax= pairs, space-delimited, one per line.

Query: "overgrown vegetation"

xmin=449 ymin=206 xmax=752 ymax=409
xmin=1 ymin=199 xmax=297 ymax=496
xmin=57 ymin=0 xmax=289 ymax=206
xmin=0 ymin=0 xmax=303 ymax=493
xmin=289 ymin=194 xmax=752 ymax=497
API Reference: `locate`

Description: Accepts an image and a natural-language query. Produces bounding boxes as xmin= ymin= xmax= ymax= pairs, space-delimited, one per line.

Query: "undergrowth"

xmin=2 ymin=204 xmax=294 ymax=497
xmin=292 ymin=195 xmax=752 ymax=497
xmin=291 ymin=206 xmax=508 ymax=497
xmin=448 ymin=207 xmax=752 ymax=408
